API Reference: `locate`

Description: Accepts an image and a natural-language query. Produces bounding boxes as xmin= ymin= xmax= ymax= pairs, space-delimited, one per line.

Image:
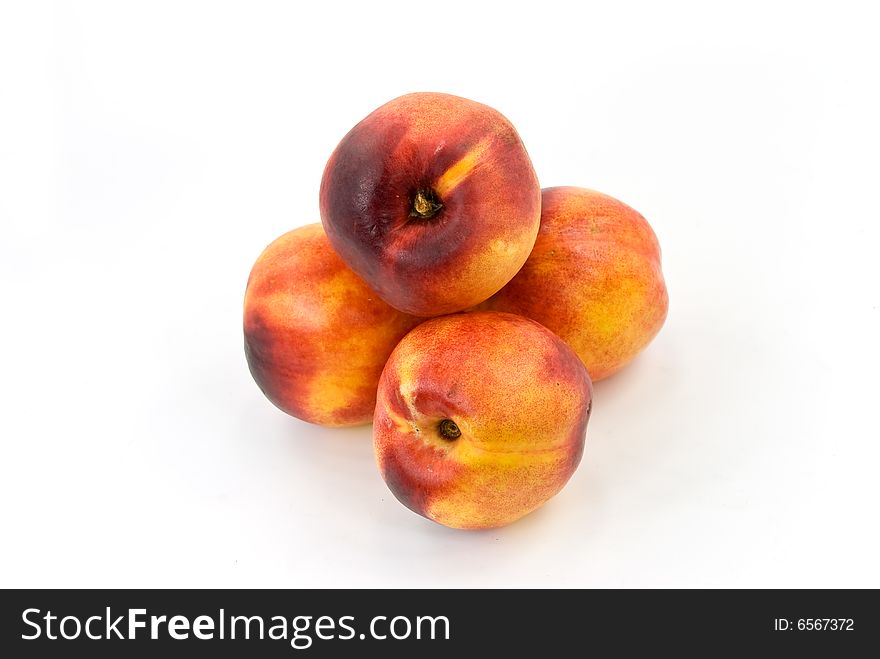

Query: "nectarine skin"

xmin=374 ymin=312 xmax=592 ymax=529
xmin=486 ymin=187 xmax=669 ymax=381
xmin=244 ymin=224 xmax=421 ymax=426
xmin=320 ymin=92 xmax=541 ymax=317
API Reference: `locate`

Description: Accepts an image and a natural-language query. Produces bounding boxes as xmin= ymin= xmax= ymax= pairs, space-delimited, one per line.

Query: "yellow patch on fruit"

xmin=391 ymin=350 xmax=424 ymax=435
xmin=451 ymin=231 xmax=534 ymax=305
xmin=580 ymin=275 xmax=644 ymax=340
xmin=489 ymin=238 xmax=518 ymax=259
xmin=383 ymin=403 xmax=413 ymax=436
xmin=566 ymin=267 xmax=663 ymax=380
xmin=426 ymin=446 xmax=567 ymax=529
xmin=299 ymin=269 xmax=382 ymax=425
xmin=305 ymin=370 xmax=365 ymax=427
xmin=434 ymin=137 xmax=493 ymax=197
xmin=392 ymin=352 xmax=419 ymax=416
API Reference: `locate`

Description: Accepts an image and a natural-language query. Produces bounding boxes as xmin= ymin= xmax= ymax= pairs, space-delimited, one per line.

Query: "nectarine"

xmin=320 ymin=92 xmax=541 ymax=317
xmin=373 ymin=311 xmax=592 ymax=529
xmin=244 ymin=224 xmax=421 ymax=426
xmin=486 ymin=187 xmax=668 ymax=381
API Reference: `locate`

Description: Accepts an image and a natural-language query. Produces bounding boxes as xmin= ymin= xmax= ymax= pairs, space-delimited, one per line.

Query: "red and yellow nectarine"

xmin=373 ymin=311 xmax=592 ymax=529
xmin=486 ymin=187 xmax=668 ymax=381
xmin=244 ymin=224 xmax=421 ymax=426
xmin=320 ymin=92 xmax=541 ymax=317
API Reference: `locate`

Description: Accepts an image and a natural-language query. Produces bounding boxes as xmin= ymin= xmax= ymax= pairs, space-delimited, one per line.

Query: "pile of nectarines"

xmin=244 ymin=93 xmax=668 ymax=530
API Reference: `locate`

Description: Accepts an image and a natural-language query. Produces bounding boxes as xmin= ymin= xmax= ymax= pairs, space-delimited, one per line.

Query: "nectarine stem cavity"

xmin=438 ymin=419 xmax=461 ymax=440
xmin=410 ymin=189 xmax=443 ymax=220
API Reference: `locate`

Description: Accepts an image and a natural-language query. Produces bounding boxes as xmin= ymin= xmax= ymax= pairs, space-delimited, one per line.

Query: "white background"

xmin=2 ymin=1 xmax=879 ymax=588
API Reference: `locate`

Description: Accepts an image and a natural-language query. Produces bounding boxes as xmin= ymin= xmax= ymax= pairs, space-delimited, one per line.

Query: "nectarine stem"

xmin=438 ymin=419 xmax=461 ymax=440
xmin=411 ymin=189 xmax=443 ymax=220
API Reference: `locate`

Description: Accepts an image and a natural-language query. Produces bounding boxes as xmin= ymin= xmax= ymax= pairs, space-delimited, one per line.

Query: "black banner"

xmin=1 ymin=589 xmax=876 ymax=656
